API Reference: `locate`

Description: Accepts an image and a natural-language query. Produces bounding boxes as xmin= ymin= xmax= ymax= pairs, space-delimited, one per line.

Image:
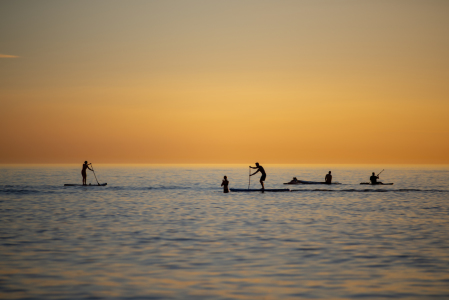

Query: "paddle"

xmin=248 ymin=167 xmax=251 ymax=190
xmin=90 ymin=164 xmax=101 ymax=186
xmin=377 ymin=169 xmax=385 ymax=177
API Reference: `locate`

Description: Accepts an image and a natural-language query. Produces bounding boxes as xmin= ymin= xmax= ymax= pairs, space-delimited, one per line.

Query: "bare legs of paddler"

xmin=249 ymin=162 xmax=266 ymax=190
xmin=82 ymin=161 xmax=93 ymax=186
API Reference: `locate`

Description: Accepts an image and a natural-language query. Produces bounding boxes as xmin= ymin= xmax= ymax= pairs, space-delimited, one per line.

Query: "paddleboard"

xmin=230 ymin=188 xmax=290 ymax=192
xmin=284 ymin=180 xmax=341 ymax=185
xmin=360 ymin=182 xmax=393 ymax=185
xmin=64 ymin=183 xmax=107 ymax=186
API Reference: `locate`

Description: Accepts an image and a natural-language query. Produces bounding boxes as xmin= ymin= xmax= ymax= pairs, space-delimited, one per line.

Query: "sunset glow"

xmin=1 ymin=1 xmax=448 ymax=164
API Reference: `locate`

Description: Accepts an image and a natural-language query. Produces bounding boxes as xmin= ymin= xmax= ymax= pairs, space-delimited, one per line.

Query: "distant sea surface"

xmin=1 ymin=164 xmax=448 ymax=299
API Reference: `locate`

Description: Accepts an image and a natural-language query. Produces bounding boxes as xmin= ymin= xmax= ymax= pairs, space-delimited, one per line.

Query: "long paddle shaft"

xmin=91 ymin=164 xmax=100 ymax=186
xmin=377 ymin=169 xmax=385 ymax=177
xmin=248 ymin=167 xmax=251 ymax=190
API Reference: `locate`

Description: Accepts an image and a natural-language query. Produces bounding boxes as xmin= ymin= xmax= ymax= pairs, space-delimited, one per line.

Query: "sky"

xmin=1 ymin=0 xmax=448 ymax=164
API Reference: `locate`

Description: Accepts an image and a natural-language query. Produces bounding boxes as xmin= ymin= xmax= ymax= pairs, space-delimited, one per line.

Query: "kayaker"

xmin=82 ymin=161 xmax=93 ymax=186
xmin=221 ymin=176 xmax=229 ymax=193
xmin=325 ymin=171 xmax=332 ymax=184
xmin=250 ymin=162 xmax=266 ymax=190
xmin=370 ymin=172 xmax=383 ymax=185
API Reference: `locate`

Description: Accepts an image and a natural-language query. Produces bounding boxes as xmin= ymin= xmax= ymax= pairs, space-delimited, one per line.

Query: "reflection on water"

xmin=1 ymin=165 xmax=449 ymax=299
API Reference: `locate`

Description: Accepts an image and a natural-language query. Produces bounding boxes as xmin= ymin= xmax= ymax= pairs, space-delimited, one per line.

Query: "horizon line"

xmin=1 ymin=163 xmax=449 ymax=166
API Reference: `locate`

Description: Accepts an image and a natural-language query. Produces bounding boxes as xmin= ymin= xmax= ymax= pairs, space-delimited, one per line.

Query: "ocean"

xmin=1 ymin=164 xmax=448 ymax=299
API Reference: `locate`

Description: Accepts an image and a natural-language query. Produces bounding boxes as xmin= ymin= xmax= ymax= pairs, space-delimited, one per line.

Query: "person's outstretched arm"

xmin=250 ymin=169 xmax=260 ymax=176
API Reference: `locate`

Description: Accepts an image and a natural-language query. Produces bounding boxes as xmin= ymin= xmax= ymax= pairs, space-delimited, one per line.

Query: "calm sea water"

xmin=1 ymin=164 xmax=448 ymax=299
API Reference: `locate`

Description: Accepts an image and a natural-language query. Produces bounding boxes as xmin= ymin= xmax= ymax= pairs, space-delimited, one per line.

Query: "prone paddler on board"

xmin=249 ymin=162 xmax=266 ymax=190
xmin=82 ymin=161 xmax=93 ymax=186
xmin=288 ymin=177 xmax=300 ymax=184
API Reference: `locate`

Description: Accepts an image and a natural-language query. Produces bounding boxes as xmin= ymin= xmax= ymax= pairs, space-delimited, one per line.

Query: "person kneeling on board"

xmin=82 ymin=161 xmax=93 ymax=186
xmin=325 ymin=171 xmax=332 ymax=184
xmin=249 ymin=162 xmax=266 ymax=190
xmin=221 ymin=176 xmax=229 ymax=193
xmin=370 ymin=172 xmax=383 ymax=185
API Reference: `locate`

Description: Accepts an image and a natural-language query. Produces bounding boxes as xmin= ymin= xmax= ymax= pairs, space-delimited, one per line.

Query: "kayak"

xmin=284 ymin=180 xmax=341 ymax=185
xmin=64 ymin=183 xmax=107 ymax=186
xmin=360 ymin=182 xmax=393 ymax=185
xmin=230 ymin=188 xmax=290 ymax=192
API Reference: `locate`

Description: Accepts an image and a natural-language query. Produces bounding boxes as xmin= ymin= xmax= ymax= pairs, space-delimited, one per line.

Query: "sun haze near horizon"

xmin=1 ymin=1 xmax=448 ymax=164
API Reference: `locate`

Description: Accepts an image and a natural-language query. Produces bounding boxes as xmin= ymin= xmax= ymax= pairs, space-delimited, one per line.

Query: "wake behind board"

xmin=360 ymin=182 xmax=393 ymax=185
xmin=230 ymin=188 xmax=290 ymax=192
xmin=64 ymin=183 xmax=107 ymax=186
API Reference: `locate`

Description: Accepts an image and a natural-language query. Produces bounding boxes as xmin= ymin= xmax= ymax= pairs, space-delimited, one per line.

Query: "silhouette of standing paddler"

xmin=249 ymin=162 xmax=266 ymax=190
xmin=82 ymin=161 xmax=93 ymax=186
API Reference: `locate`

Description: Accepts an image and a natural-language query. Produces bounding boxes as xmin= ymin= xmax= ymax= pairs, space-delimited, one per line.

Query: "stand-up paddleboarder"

xmin=82 ymin=161 xmax=93 ymax=186
xmin=325 ymin=171 xmax=332 ymax=184
xmin=249 ymin=162 xmax=266 ymax=190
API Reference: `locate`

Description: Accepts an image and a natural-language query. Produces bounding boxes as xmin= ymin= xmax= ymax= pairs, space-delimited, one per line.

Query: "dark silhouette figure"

xmin=250 ymin=162 xmax=266 ymax=190
xmin=325 ymin=171 xmax=332 ymax=184
xmin=370 ymin=172 xmax=383 ymax=185
xmin=221 ymin=176 xmax=229 ymax=193
xmin=82 ymin=161 xmax=93 ymax=185
xmin=288 ymin=177 xmax=299 ymax=184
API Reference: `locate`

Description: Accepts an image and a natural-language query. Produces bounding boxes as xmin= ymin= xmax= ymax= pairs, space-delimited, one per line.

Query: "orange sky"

xmin=1 ymin=0 xmax=448 ymax=164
